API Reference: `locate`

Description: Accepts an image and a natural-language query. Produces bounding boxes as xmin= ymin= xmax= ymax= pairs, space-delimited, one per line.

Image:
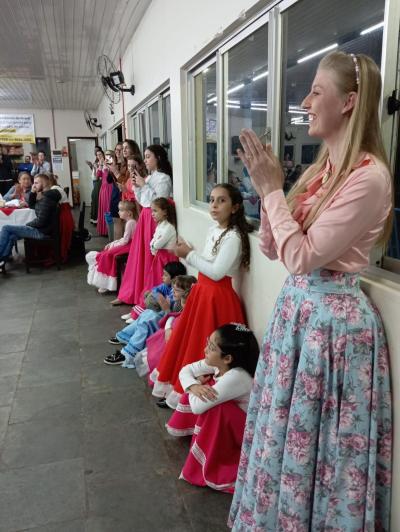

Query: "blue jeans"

xmin=116 ymin=309 xmax=163 ymax=368
xmin=0 ymin=224 xmax=46 ymax=259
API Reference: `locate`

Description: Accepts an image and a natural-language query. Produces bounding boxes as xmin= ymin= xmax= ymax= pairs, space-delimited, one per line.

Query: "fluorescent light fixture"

xmin=203 ymin=67 xmax=210 ymax=74
xmin=227 ymin=83 xmax=244 ymax=94
xmin=288 ymin=110 xmax=308 ymax=115
xmin=297 ymin=43 xmax=338 ymax=64
xmin=360 ymin=21 xmax=384 ymax=35
xmin=207 ymin=96 xmax=217 ymax=104
xmin=252 ymin=70 xmax=268 ymax=81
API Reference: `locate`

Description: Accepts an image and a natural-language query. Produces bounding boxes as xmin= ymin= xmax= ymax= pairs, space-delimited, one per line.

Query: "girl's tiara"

xmin=350 ymin=53 xmax=360 ymax=86
xmin=231 ymin=322 xmax=250 ymax=333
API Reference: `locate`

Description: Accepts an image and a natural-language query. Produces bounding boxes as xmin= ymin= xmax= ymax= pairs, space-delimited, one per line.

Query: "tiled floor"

xmin=0 ymin=225 xmax=231 ymax=531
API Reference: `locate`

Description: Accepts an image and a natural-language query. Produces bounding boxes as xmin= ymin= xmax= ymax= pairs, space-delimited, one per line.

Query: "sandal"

xmin=110 ymin=298 xmax=123 ymax=306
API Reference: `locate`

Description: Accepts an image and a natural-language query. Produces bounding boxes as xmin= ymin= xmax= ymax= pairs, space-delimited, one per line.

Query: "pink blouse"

xmin=260 ymin=154 xmax=392 ymax=274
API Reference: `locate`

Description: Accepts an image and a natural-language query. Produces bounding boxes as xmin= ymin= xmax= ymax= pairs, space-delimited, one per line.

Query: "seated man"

xmin=0 ymin=173 xmax=61 ymax=262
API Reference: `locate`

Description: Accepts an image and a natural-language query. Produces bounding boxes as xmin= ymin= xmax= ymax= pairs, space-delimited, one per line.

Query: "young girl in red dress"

xmin=151 ymin=184 xmax=254 ymax=408
xmin=166 ymin=323 xmax=259 ymax=493
xmin=86 ymin=201 xmax=138 ymax=293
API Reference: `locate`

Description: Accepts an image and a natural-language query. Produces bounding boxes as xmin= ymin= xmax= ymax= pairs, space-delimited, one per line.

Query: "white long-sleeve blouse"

xmin=185 ymin=224 xmax=242 ymax=281
xmin=134 ymin=170 xmax=172 ymax=208
xmin=150 ymin=220 xmax=176 ymax=255
xmin=179 ymin=359 xmax=253 ymax=415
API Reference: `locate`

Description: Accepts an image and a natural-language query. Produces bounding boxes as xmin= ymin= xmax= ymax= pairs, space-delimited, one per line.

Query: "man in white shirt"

xmin=31 ymin=151 xmax=51 ymax=176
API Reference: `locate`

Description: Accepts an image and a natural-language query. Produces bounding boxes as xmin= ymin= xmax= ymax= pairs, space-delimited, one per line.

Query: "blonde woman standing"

xmin=229 ymin=52 xmax=392 ymax=531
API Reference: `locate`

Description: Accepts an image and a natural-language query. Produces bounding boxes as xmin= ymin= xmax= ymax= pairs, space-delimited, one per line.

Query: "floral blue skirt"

xmin=229 ymin=269 xmax=392 ymax=532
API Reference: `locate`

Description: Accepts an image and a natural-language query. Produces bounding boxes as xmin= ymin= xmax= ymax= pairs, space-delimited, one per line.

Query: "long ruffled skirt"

xmin=151 ymin=274 xmax=245 ymax=407
xmin=167 ymin=394 xmax=246 ymax=493
xmin=229 ymin=269 xmax=392 ymax=532
xmin=118 ymin=208 xmax=157 ymax=305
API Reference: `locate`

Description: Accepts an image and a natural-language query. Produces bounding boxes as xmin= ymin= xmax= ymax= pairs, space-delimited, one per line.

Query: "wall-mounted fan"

xmin=97 ymin=55 xmax=121 ymax=105
xmin=84 ymin=110 xmax=102 ymax=133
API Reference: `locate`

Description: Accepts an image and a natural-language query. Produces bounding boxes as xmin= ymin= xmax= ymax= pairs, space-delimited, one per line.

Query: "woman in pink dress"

xmin=96 ymin=150 xmax=115 ymax=237
xmin=111 ymin=145 xmax=172 ymax=306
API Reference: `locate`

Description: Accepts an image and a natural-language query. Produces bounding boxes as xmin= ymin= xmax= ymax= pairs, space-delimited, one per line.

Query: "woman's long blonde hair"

xmin=286 ymin=51 xmax=393 ymax=243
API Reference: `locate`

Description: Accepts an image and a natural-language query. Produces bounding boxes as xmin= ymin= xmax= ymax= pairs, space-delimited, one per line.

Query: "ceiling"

xmin=0 ymin=0 xmax=151 ymax=111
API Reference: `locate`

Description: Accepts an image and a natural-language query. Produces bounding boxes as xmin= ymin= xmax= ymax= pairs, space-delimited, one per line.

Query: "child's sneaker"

xmin=108 ymin=337 xmax=121 ymax=345
xmin=121 ymin=313 xmax=131 ymax=320
xmin=125 ymin=318 xmax=134 ymax=324
xmin=104 ymin=351 xmax=125 ymax=365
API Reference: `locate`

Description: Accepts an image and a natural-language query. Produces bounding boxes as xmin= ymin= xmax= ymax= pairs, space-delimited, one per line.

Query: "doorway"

xmin=68 ymin=137 xmax=97 ymax=206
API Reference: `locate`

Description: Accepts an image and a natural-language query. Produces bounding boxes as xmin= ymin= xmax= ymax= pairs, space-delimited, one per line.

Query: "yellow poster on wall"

xmin=0 ymin=114 xmax=35 ymax=143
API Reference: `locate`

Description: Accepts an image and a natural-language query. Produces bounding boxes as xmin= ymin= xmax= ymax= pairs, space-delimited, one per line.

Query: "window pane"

xmin=193 ymin=62 xmax=217 ymax=202
xmin=224 ymin=23 xmax=268 ymax=220
xmin=163 ymin=94 xmax=172 ymax=161
xmin=149 ymin=101 xmax=160 ymax=144
xmin=280 ymin=0 xmax=385 ymax=193
xmin=133 ymin=116 xmax=140 ymax=146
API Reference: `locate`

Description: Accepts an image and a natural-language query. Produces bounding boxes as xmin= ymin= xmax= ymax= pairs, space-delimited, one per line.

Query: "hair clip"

xmin=350 ymin=53 xmax=360 ymax=86
xmin=231 ymin=322 xmax=250 ymax=332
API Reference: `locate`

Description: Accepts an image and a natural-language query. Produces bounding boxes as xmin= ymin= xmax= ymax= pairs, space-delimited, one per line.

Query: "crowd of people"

xmin=83 ymin=51 xmax=394 ymax=531
xmin=0 ymin=155 xmax=74 ymax=268
xmin=0 ymin=50 xmax=393 ymax=530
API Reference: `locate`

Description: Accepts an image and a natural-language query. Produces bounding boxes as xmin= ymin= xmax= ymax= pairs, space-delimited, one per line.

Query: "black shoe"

xmin=156 ymin=398 xmax=170 ymax=409
xmin=104 ymin=351 xmax=125 ymax=365
xmin=108 ymin=336 xmax=121 ymax=345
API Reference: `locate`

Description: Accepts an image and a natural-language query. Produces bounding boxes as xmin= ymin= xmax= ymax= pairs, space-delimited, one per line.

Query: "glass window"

xmin=139 ymin=111 xmax=147 ymax=153
xmin=223 ymin=23 xmax=268 ymax=220
xmin=280 ymin=0 xmax=385 ymax=194
xmin=149 ymin=101 xmax=160 ymax=144
xmin=133 ymin=115 xmax=140 ymax=145
xmin=193 ymin=62 xmax=217 ymax=202
xmin=163 ymin=94 xmax=172 ymax=161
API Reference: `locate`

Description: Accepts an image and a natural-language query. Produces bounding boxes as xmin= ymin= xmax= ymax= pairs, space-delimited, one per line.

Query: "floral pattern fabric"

xmin=229 ymin=269 xmax=392 ymax=532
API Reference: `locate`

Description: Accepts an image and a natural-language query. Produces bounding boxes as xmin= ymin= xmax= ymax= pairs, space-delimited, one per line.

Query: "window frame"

xmin=185 ymin=0 xmax=400 ymax=282
xmin=127 ymin=83 xmax=170 ymax=153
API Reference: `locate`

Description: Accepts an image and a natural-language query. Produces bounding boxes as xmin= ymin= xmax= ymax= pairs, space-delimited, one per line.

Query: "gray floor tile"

xmin=0 ymin=375 xmax=18 ymax=406
xmin=81 ymin=387 xmax=153 ymax=429
xmin=18 ymin=519 xmax=85 ymax=532
xmin=0 ymin=333 xmax=28 ymax=354
xmin=0 ymin=405 xmax=11 ymax=445
xmin=182 ymin=489 xmax=232 ymax=531
xmin=83 ymin=420 xmax=171 ymax=482
xmin=26 ymin=330 xmax=78 ymax=353
xmin=81 ymin=364 xmax=137 ymax=393
xmin=19 ymin=358 xmax=81 ymax=388
xmin=0 ymin=353 xmax=24 ymax=376
xmin=10 ymin=382 xmax=81 ymax=424
xmin=0 ymin=459 xmax=85 ymax=531
xmin=1 ymin=416 xmax=82 ymax=469
xmin=86 ymin=474 xmax=192 ymax=532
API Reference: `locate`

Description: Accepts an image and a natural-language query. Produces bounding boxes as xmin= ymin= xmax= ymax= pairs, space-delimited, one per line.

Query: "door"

xmin=68 ymin=137 xmax=97 ymax=206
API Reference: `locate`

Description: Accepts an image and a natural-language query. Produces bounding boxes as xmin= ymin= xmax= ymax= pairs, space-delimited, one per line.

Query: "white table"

xmin=0 ymin=208 xmax=36 ymax=229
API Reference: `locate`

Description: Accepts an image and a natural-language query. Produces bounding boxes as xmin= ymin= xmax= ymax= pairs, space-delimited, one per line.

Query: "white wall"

xmin=95 ymin=0 xmax=400 ymax=527
xmin=0 ymin=108 xmax=96 ymax=200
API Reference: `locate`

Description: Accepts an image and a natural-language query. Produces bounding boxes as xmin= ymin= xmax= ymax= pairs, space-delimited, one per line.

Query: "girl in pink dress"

xmin=86 ymin=200 xmax=139 ymax=293
xmin=166 ymin=324 xmax=259 ymax=493
xmin=96 ymin=150 xmax=116 ymax=237
xmin=111 ymin=145 xmax=173 ymax=306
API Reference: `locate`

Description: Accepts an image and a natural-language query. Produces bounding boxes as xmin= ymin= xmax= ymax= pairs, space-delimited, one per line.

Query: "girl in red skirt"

xmin=151 ymin=184 xmax=254 ymax=408
xmin=86 ymin=201 xmax=138 ymax=293
xmin=166 ymin=323 xmax=259 ymax=492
